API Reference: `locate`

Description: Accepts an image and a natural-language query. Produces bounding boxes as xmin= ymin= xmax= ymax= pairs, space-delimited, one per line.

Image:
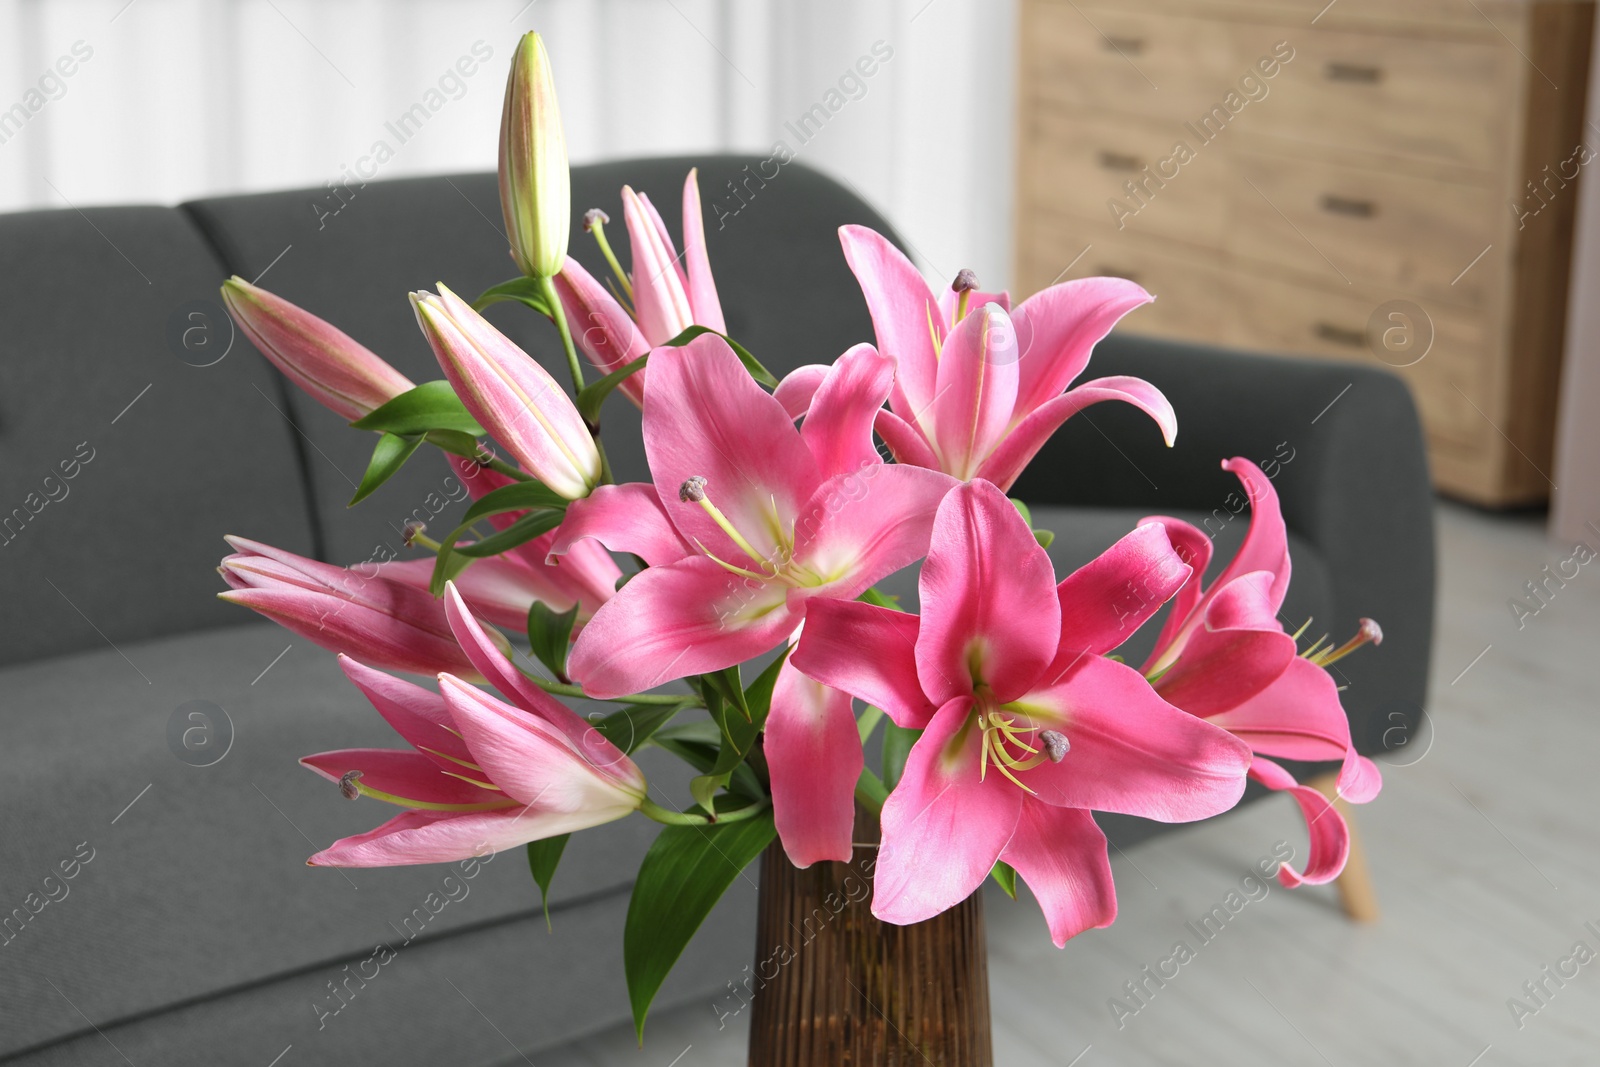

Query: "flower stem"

xmin=537 ymin=274 xmax=613 ymax=485
xmin=638 ymin=796 xmax=770 ymax=826
xmin=517 ymin=670 xmax=689 ymax=706
xmin=855 ymin=766 xmax=888 ymax=817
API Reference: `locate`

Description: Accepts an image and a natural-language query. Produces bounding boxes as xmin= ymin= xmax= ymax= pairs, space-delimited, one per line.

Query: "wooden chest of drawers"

xmin=1015 ymin=0 xmax=1595 ymax=506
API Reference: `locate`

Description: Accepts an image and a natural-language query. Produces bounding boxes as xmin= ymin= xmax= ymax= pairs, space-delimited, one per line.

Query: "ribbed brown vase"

xmin=745 ymin=809 xmax=993 ymax=1066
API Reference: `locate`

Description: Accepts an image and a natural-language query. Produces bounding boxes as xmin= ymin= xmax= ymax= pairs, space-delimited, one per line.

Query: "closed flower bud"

xmin=498 ymin=32 xmax=570 ymax=278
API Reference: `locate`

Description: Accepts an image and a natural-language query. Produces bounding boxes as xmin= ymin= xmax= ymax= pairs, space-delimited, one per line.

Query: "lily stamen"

xmin=681 ymin=477 xmax=779 ymax=569
xmin=1308 ymin=617 xmax=1383 ymax=667
xmin=951 ymin=268 xmax=980 ymax=323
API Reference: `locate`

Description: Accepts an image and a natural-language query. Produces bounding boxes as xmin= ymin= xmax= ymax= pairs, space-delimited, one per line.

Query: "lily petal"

xmin=680 ymin=169 xmax=727 ymax=332
xmin=873 ymin=697 xmax=1022 ymax=926
xmin=839 ymin=225 xmax=943 ymax=424
xmin=643 ymin=333 xmax=821 ymax=567
xmin=1206 ymin=655 xmax=1354 ymax=763
xmin=873 ymin=409 xmax=941 ymax=470
xmin=1152 ymin=571 xmax=1299 ymax=716
xmin=308 ymin=807 xmax=592 ymax=867
xmin=337 ymin=655 xmax=474 ymax=768
xmin=766 ymin=660 xmax=861 ymax=868
xmin=916 ymin=480 xmax=1060 ymax=706
xmin=624 ymin=186 xmax=693 ymax=345
xmin=801 ymin=344 xmax=893 ymax=481
xmin=301 ymin=748 xmax=506 ymax=809
xmin=566 ymin=556 xmax=796 ymax=699
xmin=1249 ymin=756 xmax=1351 ymax=887
xmin=978 ymin=375 xmax=1177 ymax=493
xmin=792 ymin=598 xmax=938 ymax=730
xmin=553 ymin=256 xmax=649 ymax=406
xmin=774 ymin=364 xmax=830 ymax=420
xmin=549 ymin=481 xmax=693 ymax=568
xmin=1009 ymin=277 xmax=1154 ymax=416
xmin=999 ymin=801 xmax=1117 ymax=947
xmin=1051 ymin=521 xmax=1191 ymax=661
xmin=791 ymin=462 xmax=954 ymax=605
xmin=1015 ymin=656 xmax=1251 ymax=822
xmin=1138 ymin=517 xmax=1214 ymax=673
xmin=930 ymin=303 xmax=1020 ymax=481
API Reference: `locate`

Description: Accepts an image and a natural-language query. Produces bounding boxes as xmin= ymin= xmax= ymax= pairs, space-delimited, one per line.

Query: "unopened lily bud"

xmin=221 ymin=277 xmax=414 ymax=422
xmin=498 ymin=32 xmax=570 ymax=278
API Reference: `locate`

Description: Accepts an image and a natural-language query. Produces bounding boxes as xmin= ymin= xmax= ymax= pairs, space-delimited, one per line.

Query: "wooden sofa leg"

xmin=1306 ymin=771 xmax=1380 ymax=923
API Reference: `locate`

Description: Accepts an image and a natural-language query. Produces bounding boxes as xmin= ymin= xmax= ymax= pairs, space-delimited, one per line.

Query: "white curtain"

xmin=0 ymin=0 xmax=1017 ymax=287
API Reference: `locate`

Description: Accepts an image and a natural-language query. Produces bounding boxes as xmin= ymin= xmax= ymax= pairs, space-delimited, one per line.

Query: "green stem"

xmin=518 ymin=670 xmax=689 ymax=706
xmin=638 ymin=796 xmax=770 ymax=826
xmin=855 ymin=766 xmax=888 ymax=817
xmin=537 ymin=274 xmax=614 ymax=485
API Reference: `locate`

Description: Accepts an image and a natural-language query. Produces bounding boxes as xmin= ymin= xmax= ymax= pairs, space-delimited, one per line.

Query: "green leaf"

xmin=590 ymin=701 xmax=690 ymax=755
xmin=351 ymin=380 xmax=485 ymax=437
xmin=855 ymin=765 xmax=888 ymax=816
xmin=576 ymin=354 xmax=648 ymax=426
xmin=857 ymin=586 xmax=901 ymax=610
xmin=743 ymin=653 xmax=787 ymax=728
xmin=991 ymin=860 xmax=1018 ymax=900
xmin=349 ymin=432 xmax=424 ymax=506
xmin=527 ymin=834 xmax=569 ymax=929
xmin=430 ymin=508 xmax=566 ymax=595
xmin=661 ymin=325 xmax=778 ymax=388
xmin=1009 ymin=497 xmax=1034 ymax=526
xmin=624 ymin=814 xmax=776 ymax=1041
xmin=650 ymin=731 xmax=721 ymax=775
xmin=460 ymin=479 xmax=570 ymax=523
xmin=1033 ymin=528 xmax=1056 ymax=550
xmin=883 ymin=722 xmax=921 ymax=791
xmin=703 ymin=665 xmax=751 ymax=724
xmin=527 ymin=601 xmax=579 ymax=680
xmin=689 ymin=771 xmax=727 ymax=817
xmin=856 ymin=704 xmax=885 ymax=744
xmin=472 ymin=276 xmax=553 ymax=317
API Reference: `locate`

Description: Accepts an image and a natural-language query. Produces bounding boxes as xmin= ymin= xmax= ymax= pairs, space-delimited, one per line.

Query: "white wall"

xmin=0 ymin=0 xmax=1017 ymax=288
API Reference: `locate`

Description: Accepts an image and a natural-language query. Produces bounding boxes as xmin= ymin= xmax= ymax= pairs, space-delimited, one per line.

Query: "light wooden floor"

xmin=536 ymin=502 xmax=1600 ymax=1067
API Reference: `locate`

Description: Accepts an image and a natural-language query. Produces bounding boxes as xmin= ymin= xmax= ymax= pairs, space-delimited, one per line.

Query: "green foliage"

xmin=351 ymin=380 xmax=485 ymax=437
xmin=576 ymin=355 xmax=648 ymax=425
xmin=661 ymin=325 xmax=778 ymax=388
xmin=471 ymin=276 xmax=554 ymax=317
xmin=526 ymin=835 xmax=570 ymax=928
xmin=526 ymin=601 xmax=579 ymax=680
xmin=349 ymin=432 xmax=424 ymax=506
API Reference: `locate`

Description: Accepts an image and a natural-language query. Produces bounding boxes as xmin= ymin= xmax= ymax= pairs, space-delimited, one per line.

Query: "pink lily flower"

xmin=833 ymin=225 xmax=1174 ymax=490
xmin=793 ymin=480 xmax=1252 ymax=945
xmin=221 ymin=277 xmax=414 ymax=422
xmin=217 ymin=536 xmax=480 ymax=680
xmin=553 ymin=333 xmax=953 ymax=699
xmin=1141 ymin=458 xmax=1383 ymax=886
xmin=551 ymin=169 xmax=725 ymax=405
xmin=412 ymin=283 xmax=601 ymax=500
xmin=303 ymin=583 xmax=645 ymax=867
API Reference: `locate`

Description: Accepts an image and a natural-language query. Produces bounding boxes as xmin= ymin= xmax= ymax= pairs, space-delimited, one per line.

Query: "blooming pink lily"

xmin=303 ymin=583 xmax=645 ymax=867
xmin=1141 ymin=458 xmax=1383 ymax=886
xmin=218 ymin=536 xmax=480 ymax=679
xmin=552 ymin=170 xmax=724 ymax=406
xmin=793 ymin=480 xmax=1252 ymax=945
xmin=554 ymin=333 xmax=953 ymax=698
xmin=412 ymin=282 xmax=601 ymax=500
xmin=221 ymin=277 xmax=414 ymax=421
xmin=827 ymin=225 xmax=1173 ymax=490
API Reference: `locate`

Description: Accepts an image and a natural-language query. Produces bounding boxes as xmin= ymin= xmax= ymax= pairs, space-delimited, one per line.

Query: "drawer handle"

xmin=1097 ymin=265 xmax=1142 ymax=285
xmin=1313 ymin=321 xmax=1366 ymax=347
xmin=1320 ymin=194 xmax=1377 ymax=218
xmin=1104 ymin=35 xmax=1145 ymax=55
xmin=1098 ymin=151 xmax=1144 ymax=172
xmin=1325 ymin=61 xmax=1383 ymax=83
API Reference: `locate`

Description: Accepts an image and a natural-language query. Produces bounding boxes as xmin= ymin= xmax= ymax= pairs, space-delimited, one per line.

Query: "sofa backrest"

xmin=184 ymin=156 xmax=899 ymax=568
xmin=0 ymin=206 xmax=317 ymax=668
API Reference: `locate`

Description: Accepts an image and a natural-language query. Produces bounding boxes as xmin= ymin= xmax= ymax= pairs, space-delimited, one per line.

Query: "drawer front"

xmin=1024 ymin=4 xmax=1237 ymax=123
xmin=1227 ymin=151 xmax=1502 ymax=307
xmin=1021 ymin=110 xmax=1231 ymax=250
xmin=1017 ymin=213 xmax=1226 ymax=339
xmin=1219 ymin=266 xmax=1493 ymax=454
xmin=1236 ymin=25 xmax=1517 ymax=170
xmin=1196 ymin=0 xmax=1522 ymax=34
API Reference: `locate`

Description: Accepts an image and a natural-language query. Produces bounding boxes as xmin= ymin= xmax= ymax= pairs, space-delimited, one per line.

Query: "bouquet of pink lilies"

xmin=218 ymin=32 xmax=1382 ymax=1036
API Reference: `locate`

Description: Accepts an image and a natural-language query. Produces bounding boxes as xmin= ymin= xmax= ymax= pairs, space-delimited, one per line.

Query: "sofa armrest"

xmin=1010 ymin=332 xmax=1436 ymax=754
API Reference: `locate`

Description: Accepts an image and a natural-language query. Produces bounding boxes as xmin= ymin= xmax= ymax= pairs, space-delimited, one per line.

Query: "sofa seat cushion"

xmin=0 ymin=622 xmax=690 ymax=1059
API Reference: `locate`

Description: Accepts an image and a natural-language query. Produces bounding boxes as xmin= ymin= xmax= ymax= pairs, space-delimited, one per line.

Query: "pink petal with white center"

xmin=873 ymin=409 xmax=940 ymax=470
xmin=439 ymin=674 xmax=646 ymax=811
xmin=839 ymin=225 xmax=943 ymax=423
xmin=792 ymin=598 xmax=938 ymax=730
xmin=1014 ymin=656 xmax=1251 ymax=822
xmin=338 ymin=655 xmax=474 ymax=768
xmin=301 ymin=749 xmax=506 ymax=809
xmin=789 ymin=463 xmax=954 ymax=604
xmin=774 ymin=364 xmax=830 ymax=419
xmin=681 ymin=169 xmax=727 ymax=332
xmin=643 ymin=334 xmax=821 ymax=566
xmin=977 ymin=375 xmax=1176 ymax=493
xmin=999 ymin=800 xmax=1117 ymax=947
xmin=1009 ymin=277 xmax=1153 ymax=416
xmin=624 ymin=186 xmax=693 ymax=345
xmin=801 ymin=344 xmax=893 ymax=480
xmin=550 ymin=482 xmax=694 ymax=568
xmin=915 ymin=480 xmax=1059 ymax=706
xmin=566 ymin=555 xmax=797 ymax=699
xmin=308 ymin=806 xmax=598 ymax=868
xmin=873 ymin=697 xmax=1022 ymax=926
xmin=1249 ymin=756 xmax=1351 ymax=887
xmin=766 ymin=659 xmax=861 ymax=868
xmin=1051 ymin=521 xmax=1192 ymax=661
xmin=930 ymin=303 xmax=1020 ymax=480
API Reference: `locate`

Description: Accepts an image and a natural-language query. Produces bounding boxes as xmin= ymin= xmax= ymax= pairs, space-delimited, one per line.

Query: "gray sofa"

xmin=0 ymin=157 xmax=1434 ymax=1064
